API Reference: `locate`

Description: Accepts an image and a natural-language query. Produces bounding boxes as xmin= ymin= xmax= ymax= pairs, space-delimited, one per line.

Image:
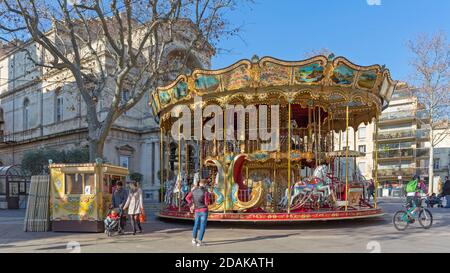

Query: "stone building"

xmin=0 ymin=20 xmax=213 ymax=202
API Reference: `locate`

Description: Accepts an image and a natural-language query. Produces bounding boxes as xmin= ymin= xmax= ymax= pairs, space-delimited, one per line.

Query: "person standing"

xmin=443 ymin=176 xmax=450 ymax=208
xmin=186 ymin=179 xmax=211 ymax=247
xmin=123 ymin=181 xmax=144 ymax=235
xmin=111 ymin=181 xmax=128 ymax=234
xmin=367 ymin=179 xmax=375 ymax=202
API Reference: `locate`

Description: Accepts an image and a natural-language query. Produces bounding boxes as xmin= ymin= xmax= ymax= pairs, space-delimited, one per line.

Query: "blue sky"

xmin=211 ymin=0 xmax=450 ymax=81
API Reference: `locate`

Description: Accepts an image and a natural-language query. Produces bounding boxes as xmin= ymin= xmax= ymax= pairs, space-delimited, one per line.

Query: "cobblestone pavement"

xmin=1 ymin=198 xmax=449 ymax=253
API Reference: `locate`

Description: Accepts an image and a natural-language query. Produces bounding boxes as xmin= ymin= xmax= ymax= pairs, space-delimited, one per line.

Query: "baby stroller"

xmin=104 ymin=208 xmax=126 ymax=236
xmin=425 ymin=194 xmax=443 ymax=208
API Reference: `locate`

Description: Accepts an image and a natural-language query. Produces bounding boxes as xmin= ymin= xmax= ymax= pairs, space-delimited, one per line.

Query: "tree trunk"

xmin=428 ymin=127 xmax=434 ymax=194
xmin=88 ymin=138 xmax=106 ymax=162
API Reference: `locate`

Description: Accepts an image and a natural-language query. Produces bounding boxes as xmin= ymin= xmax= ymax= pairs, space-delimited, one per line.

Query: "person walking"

xmin=111 ymin=181 xmax=128 ymax=234
xmin=186 ymin=179 xmax=211 ymax=247
xmin=367 ymin=179 xmax=375 ymax=202
xmin=123 ymin=181 xmax=145 ymax=235
xmin=443 ymin=176 xmax=450 ymax=208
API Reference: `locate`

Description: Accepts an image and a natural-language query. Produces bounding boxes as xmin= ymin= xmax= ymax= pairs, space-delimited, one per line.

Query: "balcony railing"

xmin=380 ymin=110 xmax=415 ymax=121
xmin=377 ymin=168 xmax=416 ymax=177
xmin=416 ymin=148 xmax=430 ymax=157
xmin=416 ymin=129 xmax=429 ymax=139
xmin=378 ymin=148 xmax=414 ymax=158
xmin=379 ymin=109 xmax=430 ymax=122
xmin=376 ymin=129 xmax=430 ymax=141
xmin=377 ymin=147 xmax=429 ymax=159
xmin=0 ymin=129 xmax=39 ymax=143
xmin=377 ymin=130 xmax=414 ymax=140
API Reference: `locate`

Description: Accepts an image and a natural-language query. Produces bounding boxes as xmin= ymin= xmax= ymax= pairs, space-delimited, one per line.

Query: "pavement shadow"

xmin=205 ymin=233 xmax=301 ymax=246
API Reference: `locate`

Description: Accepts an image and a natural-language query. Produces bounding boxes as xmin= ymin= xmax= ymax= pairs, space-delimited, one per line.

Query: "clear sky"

xmin=211 ymin=0 xmax=450 ymax=81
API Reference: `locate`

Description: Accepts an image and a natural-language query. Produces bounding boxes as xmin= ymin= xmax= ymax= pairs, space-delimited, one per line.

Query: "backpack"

xmin=405 ymin=179 xmax=418 ymax=193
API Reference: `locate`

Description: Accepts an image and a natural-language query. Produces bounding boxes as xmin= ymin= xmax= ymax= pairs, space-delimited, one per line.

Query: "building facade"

xmin=0 ymin=21 xmax=212 ymax=203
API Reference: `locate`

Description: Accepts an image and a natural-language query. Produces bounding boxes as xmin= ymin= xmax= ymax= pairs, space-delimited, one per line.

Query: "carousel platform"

xmin=157 ymin=208 xmax=384 ymax=222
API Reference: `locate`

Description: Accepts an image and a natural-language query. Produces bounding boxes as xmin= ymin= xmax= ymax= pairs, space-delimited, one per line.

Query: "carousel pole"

xmin=318 ymin=107 xmax=322 ymax=164
xmin=287 ymin=101 xmax=292 ymax=214
xmin=338 ymin=131 xmax=342 ymax=180
xmin=178 ymin=125 xmax=181 ymax=212
xmin=345 ymin=105 xmax=349 ymax=211
xmin=200 ymin=111 xmax=203 ymax=178
xmin=223 ymin=108 xmax=227 ymax=213
xmin=186 ymin=139 xmax=189 ymax=183
xmin=354 ymin=128 xmax=357 ymax=181
xmin=160 ymin=127 xmax=164 ymax=209
xmin=273 ymin=166 xmax=277 ymax=212
xmin=374 ymin=115 xmax=379 ymax=209
xmin=313 ymin=105 xmax=318 ymax=167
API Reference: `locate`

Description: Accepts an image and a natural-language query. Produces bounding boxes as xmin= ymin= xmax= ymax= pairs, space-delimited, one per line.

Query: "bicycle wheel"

xmin=418 ymin=209 xmax=433 ymax=229
xmin=393 ymin=210 xmax=409 ymax=231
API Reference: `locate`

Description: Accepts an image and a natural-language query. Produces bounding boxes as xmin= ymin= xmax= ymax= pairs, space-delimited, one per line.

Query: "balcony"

xmin=416 ymin=129 xmax=429 ymax=140
xmin=416 ymin=148 xmax=430 ymax=158
xmin=378 ymin=148 xmax=414 ymax=159
xmin=379 ymin=109 xmax=430 ymax=124
xmin=377 ymin=168 xmax=415 ymax=177
xmin=379 ymin=110 xmax=415 ymax=122
xmin=376 ymin=129 xmax=430 ymax=142
xmin=376 ymin=130 xmax=414 ymax=141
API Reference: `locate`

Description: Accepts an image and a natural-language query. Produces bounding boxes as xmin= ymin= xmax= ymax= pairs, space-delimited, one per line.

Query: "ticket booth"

xmin=49 ymin=163 xmax=128 ymax=232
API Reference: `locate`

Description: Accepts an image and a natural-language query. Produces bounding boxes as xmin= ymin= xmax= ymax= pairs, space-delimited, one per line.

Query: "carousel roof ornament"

xmin=150 ymin=55 xmax=397 ymax=131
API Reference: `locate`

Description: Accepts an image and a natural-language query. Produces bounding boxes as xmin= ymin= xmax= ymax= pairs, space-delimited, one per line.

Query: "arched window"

xmin=23 ymin=98 xmax=30 ymax=130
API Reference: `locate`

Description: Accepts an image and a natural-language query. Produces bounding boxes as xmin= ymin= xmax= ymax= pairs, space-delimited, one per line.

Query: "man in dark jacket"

xmin=443 ymin=176 xmax=450 ymax=208
xmin=111 ymin=182 xmax=128 ymax=233
xmin=186 ymin=179 xmax=211 ymax=247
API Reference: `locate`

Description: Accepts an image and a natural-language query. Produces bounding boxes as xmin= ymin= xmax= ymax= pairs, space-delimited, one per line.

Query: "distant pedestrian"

xmin=186 ymin=179 xmax=211 ymax=247
xmin=123 ymin=181 xmax=144 ymax=235
xmin=443 ymin=176 xmax=450 ymax=208
xmin=367 ymin=179 xmax=375 ymax=202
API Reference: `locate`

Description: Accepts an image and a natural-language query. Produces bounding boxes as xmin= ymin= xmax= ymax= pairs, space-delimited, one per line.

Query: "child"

xmin=426 ymin=193 xmax=443 ymax=208
xmin=104 ymin=208 xmax=120 ymax=232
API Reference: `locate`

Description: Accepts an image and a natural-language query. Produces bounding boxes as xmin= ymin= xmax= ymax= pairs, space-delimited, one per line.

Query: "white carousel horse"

xmin=193 ymin=172 xmax=200 ymax=186
xmin=312 ymin=164 xmax=331 ymax=198
xmin=164 ymin=179 xmax=175 ymax=205
xmin=278 ymin=164 xmax=333 ymax=209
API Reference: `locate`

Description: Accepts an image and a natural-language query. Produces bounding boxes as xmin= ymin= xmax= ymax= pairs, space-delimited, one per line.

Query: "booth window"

xmin=65 ymin=174 xmax=95 ymax=195
xmin=84 ymin=174 xmax=95 ymax=194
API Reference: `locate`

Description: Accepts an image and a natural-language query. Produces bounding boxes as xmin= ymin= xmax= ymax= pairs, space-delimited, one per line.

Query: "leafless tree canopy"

xmin=407 ymin=31 xmax=449 ymax=190
xmin=407 ymin=31 xmax=450 ymax=147
xmin=0 ymin=0 xmax=247 ymax=160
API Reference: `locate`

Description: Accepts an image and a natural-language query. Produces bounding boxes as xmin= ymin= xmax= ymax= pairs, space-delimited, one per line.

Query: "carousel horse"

xmin=164 ymin=179 xmax=175 ymax=205
xmin=279 ymin=164 xmax=336 ymax=211
xmin=172 ymin=171 xmax=190 ymax=207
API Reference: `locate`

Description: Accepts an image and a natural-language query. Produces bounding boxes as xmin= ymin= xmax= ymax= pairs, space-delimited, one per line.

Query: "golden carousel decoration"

xmin=151 ymin=54 xmax=397 ymax=222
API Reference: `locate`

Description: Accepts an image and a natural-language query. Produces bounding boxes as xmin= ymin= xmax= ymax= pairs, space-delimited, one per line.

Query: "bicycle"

xmin=393 ymin=196 xmax=433 ymax=231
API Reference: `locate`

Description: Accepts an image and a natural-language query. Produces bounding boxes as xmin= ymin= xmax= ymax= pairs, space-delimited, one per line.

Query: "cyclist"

xmin=405 ymin=175 xmax=427 ymax=220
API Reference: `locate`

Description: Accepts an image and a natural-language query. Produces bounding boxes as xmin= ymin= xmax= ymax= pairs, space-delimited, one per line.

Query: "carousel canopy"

xmin=150 ymin=54 xmax=397 ymax=131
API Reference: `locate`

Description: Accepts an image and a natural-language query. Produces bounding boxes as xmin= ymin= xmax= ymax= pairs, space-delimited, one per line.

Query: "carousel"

xmin=150 ymin=54 xmax=397 ymax=222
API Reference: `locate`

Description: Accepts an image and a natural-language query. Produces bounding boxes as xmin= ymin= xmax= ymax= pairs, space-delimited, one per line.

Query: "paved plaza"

xmin=1 ymin=198 xmax=449 ymax=253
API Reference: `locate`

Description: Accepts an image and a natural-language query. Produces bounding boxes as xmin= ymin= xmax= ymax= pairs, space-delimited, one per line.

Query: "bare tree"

xmin=407 ymin=31 xmax=450 ymax=192
xmin=0 ymin=0 xmax=246 ymax=161
xmin=303 ymin=48 xmax=334 ymax=59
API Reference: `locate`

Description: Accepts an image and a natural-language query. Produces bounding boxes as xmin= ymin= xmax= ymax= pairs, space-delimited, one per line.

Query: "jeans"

xmin=445 ymin=195 xmax=450 ymax=208
xmin=129 ymin=214 xmax=142 ymax=233
xmin=192 ymin=211 xmax=208 ymax=241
